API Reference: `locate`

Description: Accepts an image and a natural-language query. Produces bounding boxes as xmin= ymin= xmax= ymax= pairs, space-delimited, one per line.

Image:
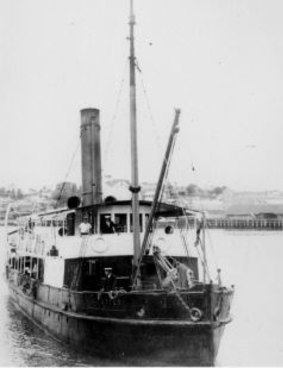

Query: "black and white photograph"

xmin=0 ymin=0 xmax=283 ymax=366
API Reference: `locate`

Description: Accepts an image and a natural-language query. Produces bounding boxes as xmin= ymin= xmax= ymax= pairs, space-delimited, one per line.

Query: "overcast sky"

xmin=1 ymin=0 xmax=283 ymax=192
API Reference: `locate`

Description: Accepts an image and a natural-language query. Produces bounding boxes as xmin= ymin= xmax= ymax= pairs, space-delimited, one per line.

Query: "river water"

xmin=0 ymin=227 xmax=283 ymax=366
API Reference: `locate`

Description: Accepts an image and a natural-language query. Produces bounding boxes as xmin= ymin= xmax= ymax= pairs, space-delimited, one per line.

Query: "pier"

xmin=205 ymin=218 xmax=283 ymax=231
xmin=164 ymin=217 xmax=283 ymax=231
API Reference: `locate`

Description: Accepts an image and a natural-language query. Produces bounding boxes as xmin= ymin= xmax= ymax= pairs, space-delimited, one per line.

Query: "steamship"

xmin=5 ymin=1 xmax=234 ymax=366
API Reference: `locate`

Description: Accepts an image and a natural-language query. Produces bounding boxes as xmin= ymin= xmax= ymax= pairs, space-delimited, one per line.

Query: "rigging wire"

xmin=159 ymin=150 xmax=192 ymax=261
xmin=135 ymin=58 xmax=184 ymax=211
xmin=194 ymin=239 xmax=211 ymax=281
xmin=186 ymin=128 xmax=198 ymax=178
xmin=181 ymin=128 xmax=221 ymax=276
xmin=135 ymin=64 xmax=217 ymax=280
xmin=152 ymin=111 xmax=217 ymax=280
xmin=180 ymin=209 xmax=191 ymax=258
xmin=194 ymin=197 xmax=220 ymax=275
xmin=135 ymin=58 xmax=163 ymax=154
xmin=103 ymin=57 xmax=128 ymax=173
xmin=124 ymin=47 xmax=217 ymax=282
xmin=55 ymin=137 xmax=81 ymax=209
xmin=205 ymin=227 xmax=219 ymax=270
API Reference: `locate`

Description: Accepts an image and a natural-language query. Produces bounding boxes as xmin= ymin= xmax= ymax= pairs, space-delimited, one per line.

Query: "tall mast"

xmin=129 ymin=0 xmax=141 ymax=267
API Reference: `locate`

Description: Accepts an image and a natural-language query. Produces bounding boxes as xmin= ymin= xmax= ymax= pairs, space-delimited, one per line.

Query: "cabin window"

xmin=12 ymin=257 xmax=17 ymax=269
xmin=64 ymin=259 xmax=80 ymax=288
xmin=10 ymin=257 xmax=14 ymax=269
xmin=114 ymin=214 xmax=127 ymax=233
xmin=19 ymin=257 xmax=24 ymax=273
xmin=25 ymin=257 xmax=31 ymax=273
xmin=9 ymin=257 xmax=15 ymax=269
xmin=66 ymin=213 xmax=76 ymax=235
xmin=100 ymin=214 xmax=116 ymax=233
xmin=31 ymin=258 xmax=38 ymax=279
xmin=81 ymin=211 xmax=94 ymax=234
xmin=38 ymin=259 xmax=44 ymax=281
xmin=130 ymin=214 xmax=143 ymax=232
xmin=20 ymin=258 xmax=24 ymax=272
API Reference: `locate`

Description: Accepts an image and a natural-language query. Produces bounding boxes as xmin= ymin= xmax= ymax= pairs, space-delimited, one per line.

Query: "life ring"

xmin=190 ymin=307 xmax=203 ymax=322
xmin=90 ymin=237 xmax=109 ymax=254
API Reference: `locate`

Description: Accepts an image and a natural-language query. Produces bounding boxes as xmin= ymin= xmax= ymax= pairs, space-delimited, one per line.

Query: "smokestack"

xmin=80 ymin=108 xmax=102 ymax=206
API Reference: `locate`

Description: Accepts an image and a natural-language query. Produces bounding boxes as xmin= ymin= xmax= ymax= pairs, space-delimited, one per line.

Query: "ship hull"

xmin=8 ymin=282 xmax=229 ymax=366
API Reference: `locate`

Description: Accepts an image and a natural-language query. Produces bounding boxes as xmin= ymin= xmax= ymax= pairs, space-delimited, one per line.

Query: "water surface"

xmin=1 ymin=228 xmax=283 ymax=366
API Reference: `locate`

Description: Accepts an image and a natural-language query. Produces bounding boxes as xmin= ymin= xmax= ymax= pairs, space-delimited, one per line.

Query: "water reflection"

xmin=0 ymin=278 xmax=160 ymax=366
xmin=0 ymin=293 xmax=163 ymax=367
xmin=0 ymin=295 xmax=95 ymax=366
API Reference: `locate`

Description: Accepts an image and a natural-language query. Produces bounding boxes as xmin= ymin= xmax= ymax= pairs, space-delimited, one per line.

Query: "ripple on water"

xmin=1 ymin=229 xmax=283 ymax=365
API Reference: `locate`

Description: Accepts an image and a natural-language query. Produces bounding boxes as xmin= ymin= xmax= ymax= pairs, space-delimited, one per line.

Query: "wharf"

xmin=205 ymin=218 xmax=283 ymax=230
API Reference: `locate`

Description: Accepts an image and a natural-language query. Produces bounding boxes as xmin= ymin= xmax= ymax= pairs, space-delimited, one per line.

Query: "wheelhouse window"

xmin=80 ymin=210 xmax=94 ymax=235
xmin=100 ymin=214 xmax=116 ymax=233
xmin=114 ymin=214 xmax=127 ymax=233
xmin=25 ymin=256 xmax=31 ymax=273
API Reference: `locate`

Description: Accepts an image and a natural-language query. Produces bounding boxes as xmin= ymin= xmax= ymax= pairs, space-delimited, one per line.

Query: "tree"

xmin=16 ymin=189 xmax=24 ymax=199
xmin=186 ymin=184 xmax=199 ymax=196
xmin=209 ymin=186 xmax=227 ymax=198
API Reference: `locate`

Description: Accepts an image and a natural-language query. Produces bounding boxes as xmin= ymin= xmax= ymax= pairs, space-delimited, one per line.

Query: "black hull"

xmin=8 ymin=283 xmax=230 ymax=366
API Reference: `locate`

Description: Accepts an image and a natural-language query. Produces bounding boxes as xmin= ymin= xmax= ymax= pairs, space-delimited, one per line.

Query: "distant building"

xmin=224 ymin=190 xmax=283 ymax=219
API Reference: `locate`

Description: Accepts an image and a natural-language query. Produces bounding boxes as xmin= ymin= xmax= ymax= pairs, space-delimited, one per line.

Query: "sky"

xmin=1 ymin=0 xmax=283 ymax=192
